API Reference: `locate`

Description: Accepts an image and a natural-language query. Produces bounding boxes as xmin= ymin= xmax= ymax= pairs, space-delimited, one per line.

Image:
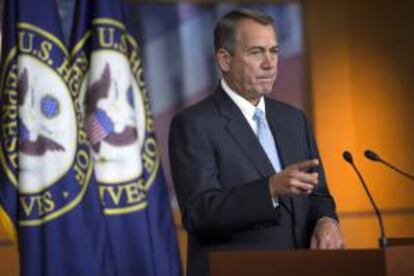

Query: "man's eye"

xmin=271 ymin=49 xmax=279 ymax=55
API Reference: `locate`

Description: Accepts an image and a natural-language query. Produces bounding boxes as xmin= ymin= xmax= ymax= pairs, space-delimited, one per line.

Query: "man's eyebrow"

xmin=247 ymin=45 xmax=279 ymax=51
xmin=247 ymin=45 xmax=265 ymax=51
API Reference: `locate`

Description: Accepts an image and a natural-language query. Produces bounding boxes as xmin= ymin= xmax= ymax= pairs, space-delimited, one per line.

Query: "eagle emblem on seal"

xmin=86 ymin=63 xmax=138 ymax=153
xmin=18 ymin=68 xmax=65 ymax=156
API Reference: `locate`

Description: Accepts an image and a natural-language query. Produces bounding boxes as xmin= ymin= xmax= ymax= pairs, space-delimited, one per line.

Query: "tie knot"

xmin=253 ymin=108 xmax=265 ymax=123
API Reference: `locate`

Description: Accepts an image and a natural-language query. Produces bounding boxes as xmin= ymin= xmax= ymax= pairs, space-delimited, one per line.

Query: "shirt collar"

xmin=221 ymin=79 xmax=266 ymax=119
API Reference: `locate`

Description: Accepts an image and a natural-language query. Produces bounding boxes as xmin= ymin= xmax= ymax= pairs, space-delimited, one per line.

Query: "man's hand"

xmin=269 ymin=159 xmax=319 ymax=197
xmin=310 ymin=218 xmax=345 ymax=249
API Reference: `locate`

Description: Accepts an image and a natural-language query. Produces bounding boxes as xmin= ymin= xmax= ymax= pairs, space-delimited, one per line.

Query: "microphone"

xmin=342 ymin=150 xmax=387 ymax=248
xmin=364 ymin=149 xmax=414 ymax=181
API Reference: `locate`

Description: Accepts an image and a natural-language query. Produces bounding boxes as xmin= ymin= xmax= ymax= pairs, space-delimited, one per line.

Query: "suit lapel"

xmin=214 ymin=89 xmax=275 ymax=178
xmin=265 ymin=99 xmax=298 ymax=214
xmin=265 ymin=100 xmax=296 ymax=169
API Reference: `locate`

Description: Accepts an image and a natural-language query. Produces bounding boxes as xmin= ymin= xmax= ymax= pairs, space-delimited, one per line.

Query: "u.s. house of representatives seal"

xmin=74 ymin=18 xmax=160 ymax=215
xmin=0 ymin=23 xmax=93 ymax=226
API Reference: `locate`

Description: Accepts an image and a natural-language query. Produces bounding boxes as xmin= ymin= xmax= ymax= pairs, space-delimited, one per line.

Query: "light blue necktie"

xmin=253 ymin=108 xmax=282 ymax=172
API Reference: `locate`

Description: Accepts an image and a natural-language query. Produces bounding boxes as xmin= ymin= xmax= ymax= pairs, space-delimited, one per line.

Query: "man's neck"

xmin=222 ymin=76 xmax=261 ymax=106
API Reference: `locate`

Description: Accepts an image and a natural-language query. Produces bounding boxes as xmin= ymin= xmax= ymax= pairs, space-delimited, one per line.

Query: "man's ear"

xmin=216 ymin=48 xmax=231 ymax=73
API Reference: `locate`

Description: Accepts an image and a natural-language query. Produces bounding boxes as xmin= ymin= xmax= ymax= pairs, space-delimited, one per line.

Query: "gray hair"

xmin=214 ymin=9 xmax=274 ymax=54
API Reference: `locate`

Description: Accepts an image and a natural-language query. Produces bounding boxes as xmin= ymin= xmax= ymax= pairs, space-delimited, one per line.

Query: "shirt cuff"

xmin=271 ymin=196 xmax=279 ymax=208
xmin=317 ymin=216 xmax=340 ymax=227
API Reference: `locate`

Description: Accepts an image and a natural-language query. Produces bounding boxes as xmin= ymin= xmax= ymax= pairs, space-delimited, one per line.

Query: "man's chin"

xmin=244 ymin=86 xmax=274 ymax=101
xmin=257 ymin=87 xmax=274 ymax=95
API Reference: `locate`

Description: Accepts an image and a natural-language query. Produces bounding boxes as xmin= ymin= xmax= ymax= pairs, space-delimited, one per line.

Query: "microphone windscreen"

xmin=365 ymin=149 xmax=380 ymax=161
xmin=342 ymin=150 xmax=353 ymax=163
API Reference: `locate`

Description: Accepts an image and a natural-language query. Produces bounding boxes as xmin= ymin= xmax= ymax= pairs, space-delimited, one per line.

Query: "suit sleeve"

xmin=169 ymin=114 xmax=280 ymax=237
xmin=303 ymin=114 xmax=339 ymax=228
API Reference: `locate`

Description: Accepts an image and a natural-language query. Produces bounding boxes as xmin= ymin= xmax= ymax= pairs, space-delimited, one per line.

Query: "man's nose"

xmin=261 ymin=53 xmax=276 ymax=69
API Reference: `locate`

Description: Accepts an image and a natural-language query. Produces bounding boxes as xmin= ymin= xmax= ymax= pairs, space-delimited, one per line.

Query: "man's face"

xmin=219 ymin=19 xmax=278 ymax=103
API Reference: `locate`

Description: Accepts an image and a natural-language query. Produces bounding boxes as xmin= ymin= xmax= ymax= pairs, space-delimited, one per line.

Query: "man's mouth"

xmin=256 ymin=77 xmax=274 ymax=82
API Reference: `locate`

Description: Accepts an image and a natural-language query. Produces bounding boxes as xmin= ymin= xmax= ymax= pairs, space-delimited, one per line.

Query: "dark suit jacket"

xmin=169 ymin=86 xmax=338 ymax=276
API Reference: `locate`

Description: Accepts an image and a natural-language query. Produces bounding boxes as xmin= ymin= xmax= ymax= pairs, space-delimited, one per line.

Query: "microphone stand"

xmin=343 ymin=151 xmax=387 ymax=248
xmin=365 ymin=149 xmax=414 ymax=181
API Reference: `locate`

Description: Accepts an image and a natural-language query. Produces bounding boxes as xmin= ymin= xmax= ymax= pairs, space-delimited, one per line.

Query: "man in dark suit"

xmin=169 ymin=9 xmax=344 ymax=276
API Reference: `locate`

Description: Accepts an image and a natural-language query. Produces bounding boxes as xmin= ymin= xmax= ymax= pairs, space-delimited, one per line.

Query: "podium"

xmin=209 ymin=245 xmax=414 ymax=276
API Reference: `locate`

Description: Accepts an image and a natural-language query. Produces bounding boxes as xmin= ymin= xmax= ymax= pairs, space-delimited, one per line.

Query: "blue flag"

xmin=0 ymin=0 xmax=113 ymax=275
xmin=69 ymin=0 xmax=182 ymax=275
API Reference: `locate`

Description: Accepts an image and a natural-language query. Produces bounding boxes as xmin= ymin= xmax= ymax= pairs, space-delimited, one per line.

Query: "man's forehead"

xmin=235 ymin=19 xmax=276 ymax=38
xmin=236 ymin=18 xmax=276 ymax=32
xmin=235 ymin=19 xmax=277 ymax=46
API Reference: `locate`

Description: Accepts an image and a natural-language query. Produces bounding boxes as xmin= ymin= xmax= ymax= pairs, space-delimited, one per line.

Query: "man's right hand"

xmin=269 ymin=159 xmax=320 ymax=196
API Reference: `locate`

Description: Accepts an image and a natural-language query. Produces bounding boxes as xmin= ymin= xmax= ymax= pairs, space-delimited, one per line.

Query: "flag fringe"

xmin=0 ymin=205 xmax=17 ymax=243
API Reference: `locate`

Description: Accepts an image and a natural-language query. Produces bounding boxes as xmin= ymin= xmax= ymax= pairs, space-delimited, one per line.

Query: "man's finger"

xmin=293 ymin=171 xmax=319 ymax=185
xmin=319 ymin=238 xmax=330 ymax=249
xmin=290 ymin=159 xmax=319 ymax=171
xmin=310 ymin=236 xmax=318 ymax=249
xmin=290 ymin=179 xmax=316 ymax=193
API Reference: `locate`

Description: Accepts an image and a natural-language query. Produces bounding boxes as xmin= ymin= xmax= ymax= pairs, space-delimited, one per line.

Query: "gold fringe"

xmin=0 ymin=205 xmax=17 ymax=243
